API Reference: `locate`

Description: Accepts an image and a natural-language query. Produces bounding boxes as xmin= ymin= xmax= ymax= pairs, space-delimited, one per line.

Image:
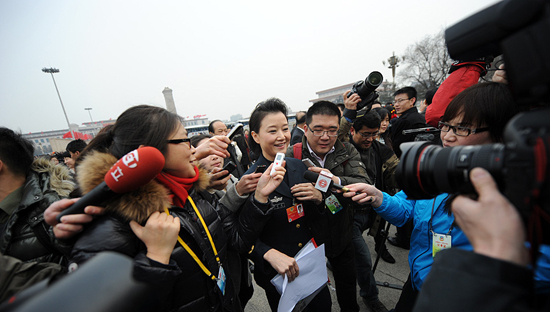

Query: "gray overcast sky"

xmin=1 ymin=0 xmax=499 ymax=134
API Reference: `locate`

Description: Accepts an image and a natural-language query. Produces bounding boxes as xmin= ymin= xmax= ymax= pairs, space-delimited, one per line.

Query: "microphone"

xmin=56 ymin=147 xmax=165 ymax=222
xmin=303 ymin=171 xmax=352 ymax=193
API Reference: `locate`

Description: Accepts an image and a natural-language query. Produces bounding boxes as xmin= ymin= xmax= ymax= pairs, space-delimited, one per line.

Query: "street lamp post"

xmin=42 ymin=67 xmax=74 ymax=139
xmin=85 ymin=107 xmax=94 ymax=123
xmin=85 ymin=107 xmax=96 ymax=136
xmin=382 ymin=52 xmax=403 ymax=92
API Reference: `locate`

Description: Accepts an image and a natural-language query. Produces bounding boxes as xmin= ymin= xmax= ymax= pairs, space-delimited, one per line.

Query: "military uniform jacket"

xmin=245 ymin=155 xmax=316 ymax=288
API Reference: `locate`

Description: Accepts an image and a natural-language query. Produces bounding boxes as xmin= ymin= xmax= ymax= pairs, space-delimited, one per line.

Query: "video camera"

xmin=396 ymin=0 xmax=550 ymax=241
xmin=347 ymin=71 xmax=383 ymax=111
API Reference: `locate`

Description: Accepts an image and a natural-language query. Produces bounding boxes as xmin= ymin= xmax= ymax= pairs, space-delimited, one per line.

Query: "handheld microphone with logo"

xmin=303 ymin=171 xmax=352 ymax=193
xmin=56 ymin=146 xmax=165 ymax=222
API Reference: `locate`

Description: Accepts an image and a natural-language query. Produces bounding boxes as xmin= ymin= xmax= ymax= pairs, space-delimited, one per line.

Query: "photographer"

xmin=341 ymin=82 xmax=522 ymax=312
xmin=412 ymin=168 xmax=550 ymax=311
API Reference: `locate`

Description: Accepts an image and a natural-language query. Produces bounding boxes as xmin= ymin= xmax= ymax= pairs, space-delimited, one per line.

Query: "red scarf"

xmin=155 ymin=166 xmax=199 ymax=207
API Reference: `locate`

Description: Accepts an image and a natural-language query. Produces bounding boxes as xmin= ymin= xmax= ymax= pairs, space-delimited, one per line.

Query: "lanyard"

xmin=164 ymin=195 xmax=221 ymax=281
xmin=428 ymin=195 xmax=453 ymax=236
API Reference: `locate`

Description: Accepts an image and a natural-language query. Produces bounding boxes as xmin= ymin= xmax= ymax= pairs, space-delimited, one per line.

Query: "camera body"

xmin=396 ymin=0 xmax=550 ymax=241
xmin=396 ymin=108 xmax=549 ymax=226
xmin=347 ymin=71 xmax=383 ymax=110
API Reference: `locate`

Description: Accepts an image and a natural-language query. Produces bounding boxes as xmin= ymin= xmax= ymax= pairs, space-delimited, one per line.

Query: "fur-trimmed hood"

xmin=31 ymin=157 xmax=75 ymax=197
xmin=76 ymin=151 xmax=211 ymax=223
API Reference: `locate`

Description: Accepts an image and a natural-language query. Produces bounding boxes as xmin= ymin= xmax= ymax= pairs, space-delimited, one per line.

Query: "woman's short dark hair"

xmin=247 ymin=98 xmax=288 ymax=156
xmin=374 ymin=107 xmax=390 ymax=121
xmin=442 ymin=82 xmax=522 ymax=143
xmin=82 ymin=105 xmax=183 ymax=159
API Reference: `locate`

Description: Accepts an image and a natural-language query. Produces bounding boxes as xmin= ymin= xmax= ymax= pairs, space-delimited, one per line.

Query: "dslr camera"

xmin=347 ymin=71 xmax=383 ymax=110
xmin=396 ymin=0 xmax=550 ymax=239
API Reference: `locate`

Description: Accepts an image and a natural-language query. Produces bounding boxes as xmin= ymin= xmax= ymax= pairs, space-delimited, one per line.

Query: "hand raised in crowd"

xmin=235 ymin=172 xmax=262 ymax=196
xmin=343 ymin=90 xmax=361 ymax=111
xmin=254 ymin=162 xmax=286 ymax=203
xmin=129 ymin=211 xmax=180 ymax=265
xmin=451 ymin=168 xmax=528 ymax=266
xmin=307 ymin=167 xmax=340 ymax=185
xmin=341 ymin=183 xmax=384 ymax=207
xmin=44 ymin=199 xmax=106 ymax=239
xmin=264 ymin=248 xmax=300 ymax=282
xmin=194 ymin=136 xmax=231 ymax=160
xmin=291 ymin=183 xmax=323 ymax=205
xmin=492 ymin=63 xmax=508 ymax=84
xmin=209 ymin=167 xmax=232 ymax=191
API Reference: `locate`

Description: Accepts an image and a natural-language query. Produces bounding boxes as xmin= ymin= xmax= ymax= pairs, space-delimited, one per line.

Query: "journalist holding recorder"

xmin=342 ymin=82 xmax=522 ymax=312
xmin=53 ymin=105 xmax=286 ymax=312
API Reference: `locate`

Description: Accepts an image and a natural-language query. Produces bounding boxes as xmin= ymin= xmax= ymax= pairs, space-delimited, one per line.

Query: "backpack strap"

xmin=293 ymin=143 xmax=302 ymax=160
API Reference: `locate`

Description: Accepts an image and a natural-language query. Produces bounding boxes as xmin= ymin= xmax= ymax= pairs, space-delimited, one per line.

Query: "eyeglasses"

xmin=438 ymin=121 xmax=490 ymax=137
xmin=167 ymin=138 xmax=191 ymax=147
xmin=393 ymin=98 xmax=411 ymax=105
xmin=357 ymin=131 xmax=379 ymax=138
xmin=307 ymin=126 xmax=338 ymax=137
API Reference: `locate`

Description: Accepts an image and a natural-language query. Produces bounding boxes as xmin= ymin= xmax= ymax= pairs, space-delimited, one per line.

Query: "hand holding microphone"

xmin=55 ymin=147 xmax=165 ymax=222
xmin=341 ymin=183 xmax=384 ymax=207
xmin=302 ymin=171 xmax=384 ymax=206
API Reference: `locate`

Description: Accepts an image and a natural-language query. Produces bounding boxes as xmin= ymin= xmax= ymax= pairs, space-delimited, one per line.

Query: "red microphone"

xmin=56 ymin=147 xmax=165 ymax=222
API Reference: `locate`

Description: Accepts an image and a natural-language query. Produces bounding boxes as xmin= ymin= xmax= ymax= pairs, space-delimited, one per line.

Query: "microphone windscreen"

xmin=303 ymin=170 xmax=320 ymax=183
xmin=104 ymin=146 xmax=165 ymax=193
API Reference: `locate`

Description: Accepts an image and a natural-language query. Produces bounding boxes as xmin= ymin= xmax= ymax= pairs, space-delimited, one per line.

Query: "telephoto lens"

xmin=396 ymin=141 xmax=505 ymax=199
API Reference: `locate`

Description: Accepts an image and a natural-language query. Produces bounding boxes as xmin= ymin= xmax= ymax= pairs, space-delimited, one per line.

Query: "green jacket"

xmin=285 ymin=136 xmax=370 ymax=257
xmin=339 ymin=117 xmax=399 ymax=195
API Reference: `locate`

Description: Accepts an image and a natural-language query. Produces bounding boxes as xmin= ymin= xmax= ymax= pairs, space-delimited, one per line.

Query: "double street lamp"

xmin=42 ymin=67 xmax=74 ymax=139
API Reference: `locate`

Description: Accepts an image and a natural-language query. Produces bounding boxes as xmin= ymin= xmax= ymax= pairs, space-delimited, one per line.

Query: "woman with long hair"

xmin=69 ymin=104 xmax=283 ymax=311
xmin=245 ymin=98 xmax=331 ymax=311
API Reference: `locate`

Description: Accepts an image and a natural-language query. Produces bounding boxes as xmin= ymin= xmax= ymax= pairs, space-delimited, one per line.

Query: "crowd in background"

xmin=0 ymin=56 xmax=549 ymax=312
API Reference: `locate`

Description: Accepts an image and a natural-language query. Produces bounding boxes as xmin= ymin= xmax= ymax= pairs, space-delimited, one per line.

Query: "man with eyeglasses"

xmin=285 ymin=101 xmax=370 ymax=312
xmin=339 ymin=108 xmax=399 ymax=312
xmin=388 ymin=87 xmax=427 ymax=158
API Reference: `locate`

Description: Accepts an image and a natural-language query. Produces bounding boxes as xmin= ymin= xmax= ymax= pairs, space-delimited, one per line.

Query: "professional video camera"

xmin=346 ymin=71 xmax=383 ymax=110
xmin=396 ymin=0 xmax=550 ymax=241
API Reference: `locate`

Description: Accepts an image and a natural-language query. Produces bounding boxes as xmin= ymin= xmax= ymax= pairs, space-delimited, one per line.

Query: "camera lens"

xmin=367 ymin=71 xmax=383 ymax=87
xmin=396 ymin=142 xmax=506 ymax=199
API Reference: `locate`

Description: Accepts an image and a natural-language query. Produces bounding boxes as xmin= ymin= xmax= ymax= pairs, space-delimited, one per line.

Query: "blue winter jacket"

xmin=374 ymin=191 xmax=472 ymax=290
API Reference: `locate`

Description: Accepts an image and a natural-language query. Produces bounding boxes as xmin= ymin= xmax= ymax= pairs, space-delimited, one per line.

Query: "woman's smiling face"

xmin=251 ymin=112 xmax=290 ymax=161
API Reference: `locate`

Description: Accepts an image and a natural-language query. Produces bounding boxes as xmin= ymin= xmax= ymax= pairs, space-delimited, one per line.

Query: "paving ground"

xmin=244 ymin=225 xmax=410 ymax=312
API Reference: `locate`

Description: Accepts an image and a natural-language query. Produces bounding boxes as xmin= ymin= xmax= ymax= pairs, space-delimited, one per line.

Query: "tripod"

xmin=371 ymin=221 xmax=403 ymax=290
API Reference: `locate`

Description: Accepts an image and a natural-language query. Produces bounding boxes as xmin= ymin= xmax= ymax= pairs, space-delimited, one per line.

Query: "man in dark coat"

xmin=290 ymin=111 xmax=306 ymax=146
xmin=0 ymin=127 xmax=74 ymax=265
xmin=286 ymin=101 xmax=371 ymax=312
xmin=388 ymin=87 xmax=426 ymax=158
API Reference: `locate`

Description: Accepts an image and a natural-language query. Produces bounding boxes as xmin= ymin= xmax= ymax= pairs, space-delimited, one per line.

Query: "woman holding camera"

xmin=343 ymin=82 xmax=522 ymax=312
xmin=69 ymin=105 xmax=284 ymax=312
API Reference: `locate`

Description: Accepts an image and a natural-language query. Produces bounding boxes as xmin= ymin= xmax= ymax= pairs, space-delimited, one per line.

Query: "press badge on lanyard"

xmin=325 ymin=194 xmax=343 ymax=214
xmin=287 ymin=203 xmax=305 ymax=222
xmin=429 ymin=197 xmax=453 ymax=257
xmin=432 ymin=232 xmax=451 ymax=257
xmin=217 ymin=266 xmax=226 ymax=295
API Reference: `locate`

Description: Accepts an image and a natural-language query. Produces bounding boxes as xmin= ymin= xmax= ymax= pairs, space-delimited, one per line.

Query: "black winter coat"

xmin=70 ymin=151 xmax=272 ymax=312
xmin=0 ymin=158 xmax=74 ymax=264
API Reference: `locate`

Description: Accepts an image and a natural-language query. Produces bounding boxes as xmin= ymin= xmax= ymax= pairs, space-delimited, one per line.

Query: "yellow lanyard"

xmin=164 ymin=196 xmax=221 ymax=280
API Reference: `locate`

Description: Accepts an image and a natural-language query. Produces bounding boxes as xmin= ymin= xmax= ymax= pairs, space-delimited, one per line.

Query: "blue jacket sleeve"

xmin=373 ymin=190 xmax=414 ymax=227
